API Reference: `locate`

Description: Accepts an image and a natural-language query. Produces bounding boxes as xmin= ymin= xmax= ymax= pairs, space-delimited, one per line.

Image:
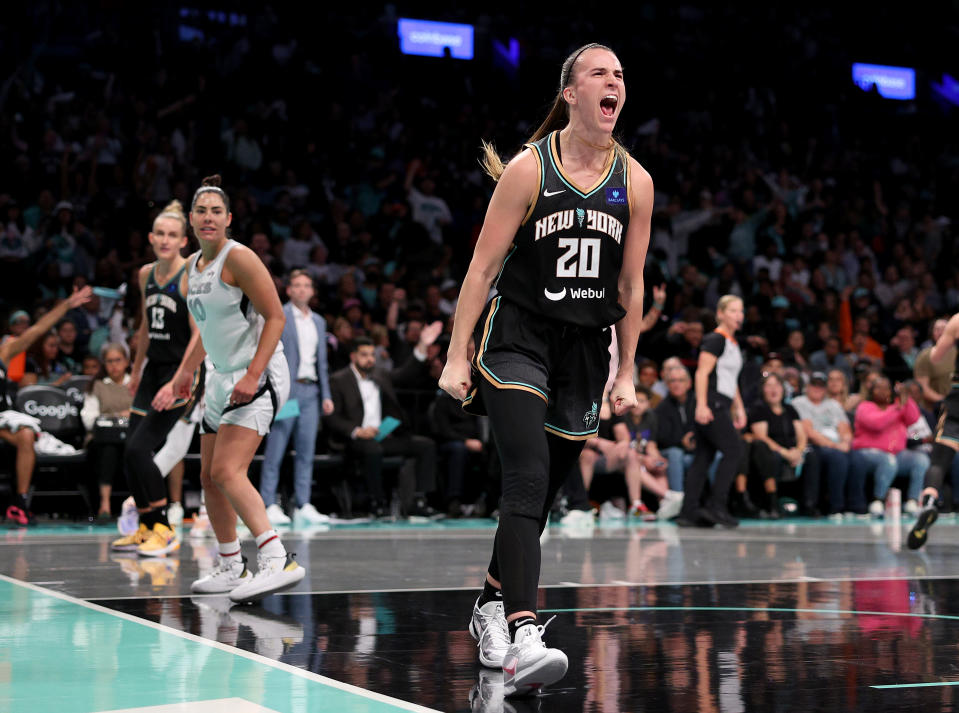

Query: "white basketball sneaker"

xmin=191 ymin=555 xmax=251 ymax=594
xmin=265 ymin=503 xmax=292 ymax=526
xmin=228 ymin=552 xmax=306 ymax=603
xmin=469 ymin=596 xmax=511 ymax=668
xmin=502 ymin=618 xmax=568 ymax=697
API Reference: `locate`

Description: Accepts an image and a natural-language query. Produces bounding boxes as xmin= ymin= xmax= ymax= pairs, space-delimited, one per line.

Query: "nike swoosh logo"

xmin=544 ymin=287 xmax=566 ymax=301
xmin=543 ymin=189 xmax=565 ymax=197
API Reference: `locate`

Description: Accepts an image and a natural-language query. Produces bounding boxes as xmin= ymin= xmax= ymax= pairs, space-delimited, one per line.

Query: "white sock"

xmin=254 ymin=528 xmax=287 ymax=559
xmin=217 ymin=538 xmax=242 ymax=563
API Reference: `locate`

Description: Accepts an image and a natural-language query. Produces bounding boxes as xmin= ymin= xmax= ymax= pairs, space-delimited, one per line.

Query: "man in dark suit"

xmin=326 ymin=329 xmax=441 ymax=517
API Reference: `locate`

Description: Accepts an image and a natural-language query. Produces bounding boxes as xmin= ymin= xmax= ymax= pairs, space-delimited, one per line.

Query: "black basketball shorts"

xmin=463 ymin=296 xmax=612 ymax=440
xmin=935 ymin=389 xmax=959 ymax=447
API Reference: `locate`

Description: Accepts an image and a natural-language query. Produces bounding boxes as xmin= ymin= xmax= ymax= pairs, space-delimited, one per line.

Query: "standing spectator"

xmin=259 ymin=270 xmax=335 ymax=527
xmin=850 ymin=377 xmax=929 ymax=516
xmin=80 ymin=343 xmax=133 ymax=520
xmin=792 ymin=372 xmax=855 ymax=516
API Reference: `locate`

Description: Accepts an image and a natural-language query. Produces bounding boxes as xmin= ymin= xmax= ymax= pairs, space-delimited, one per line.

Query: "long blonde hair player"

xmin=110 ymin=200 xmax=201 ymax=557
xmin=171 ymin=175 xmax=304 ymax=603
xmin=438 ymin=43 xmax=653 ymax=697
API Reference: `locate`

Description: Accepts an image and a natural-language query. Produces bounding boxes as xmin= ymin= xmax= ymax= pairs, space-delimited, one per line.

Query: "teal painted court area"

xmin=0 ymin=575 xmax=436 ymax=713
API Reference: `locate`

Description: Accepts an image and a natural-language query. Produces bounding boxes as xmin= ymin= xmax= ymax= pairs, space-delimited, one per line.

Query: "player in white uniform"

xmin=171 ymin=174 xmax=304 ymax=603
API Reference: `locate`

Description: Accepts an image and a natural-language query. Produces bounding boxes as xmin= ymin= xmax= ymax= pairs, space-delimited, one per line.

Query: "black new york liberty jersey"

xmin=144 ymin=263 xmax=191 ymax=364
xmin=494 ymin=130 xmax=631 ymax=328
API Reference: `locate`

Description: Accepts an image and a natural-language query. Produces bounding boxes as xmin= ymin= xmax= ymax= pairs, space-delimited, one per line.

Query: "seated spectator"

xmin=1 ymin=310 xmax=31 ymax=385
xmin=80 ymin=343 xmax=132 ymax=520
xmin=623 ymin=386 xmax=669 ymax=509
xmin=650 ymin=356 xmax=684 ymax=401
xmin=792 ymin=372 xmax=854 ymax=516
xmin=652 ymin=366 xmax=700 ymax=519
xmin=846 ymin=366 xmax=883 ymax=417
xmin=780 ymin=329 xmax=810 ymax=372
xmin=325 ymin=334 xmax=439 ymax=518
xmin=81 ymin=353 xmax=101 ymax=377
xmin=809 ymin=335 xmax=853 ymax=382
xmin=635 ymin=360 xmax=663 ymax=408
xmin=662 ymin=319 xmax=704 ymax=372
xmin=429 ymin=389 xmax=487 ymax=518
xmin=885 ymin=326 xmax=919 ymax=383
xmin=1 ymin=286 xmax=93 ymax=525
xmin=22 ymin=330 xmax=71 ymax=386
xmin=746 ymin=373 xmax=807 ymax=518
xmin=850 ymin=377 xmax=930 ymax=516
xmin=579 ymin=394 xmax=647 ymax=519
xmin=55 ymin=319 xmax=82 ymax=374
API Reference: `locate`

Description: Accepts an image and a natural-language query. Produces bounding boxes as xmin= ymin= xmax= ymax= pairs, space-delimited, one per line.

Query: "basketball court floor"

xmin=4 ymin=515 xmax=959 ymax=712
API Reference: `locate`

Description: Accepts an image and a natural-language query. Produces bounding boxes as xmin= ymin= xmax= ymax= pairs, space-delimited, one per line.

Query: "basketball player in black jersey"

xmin=1 ymin=287 xmax=93 ymax=525
xmin=111 ymin=200 xmax=200 ymax=556
xmin=908 ymin=312 xmax=959 ymax=549
xmin=439 ymin=43 xmax=653 ymax=697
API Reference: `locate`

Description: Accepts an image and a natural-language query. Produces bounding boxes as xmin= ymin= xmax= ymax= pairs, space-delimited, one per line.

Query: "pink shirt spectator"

xmin=851 ymin=398 xmax=920 ymax=454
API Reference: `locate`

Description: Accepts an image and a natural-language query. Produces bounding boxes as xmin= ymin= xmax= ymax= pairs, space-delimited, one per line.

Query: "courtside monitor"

xmin=398 ymin=18 xmax=474 ymax=60
xmin=852 ymin=63 xmax=916 ymax=100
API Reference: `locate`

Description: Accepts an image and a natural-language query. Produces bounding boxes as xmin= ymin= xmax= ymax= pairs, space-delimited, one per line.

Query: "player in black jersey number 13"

xmin=439 ymin=43 xmax=654 ymax=698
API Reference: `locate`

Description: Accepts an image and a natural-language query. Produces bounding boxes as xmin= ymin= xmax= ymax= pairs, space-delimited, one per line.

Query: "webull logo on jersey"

xmin=23 ymin=400 xmax=77 ymax=419
xmin=543 ymin=286 xmax=606 ymax=301
xmin=534 ymin=209 xmax=623 ymax=243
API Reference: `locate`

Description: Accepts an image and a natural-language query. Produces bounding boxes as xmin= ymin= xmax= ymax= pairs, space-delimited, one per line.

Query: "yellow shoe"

xmin=139 ymin=558 xmax=180 ymax=587
xmin=112 ymin=524 xmax=150 ymax=552
xmin=137 ymin=523 xmax=180 ymax=558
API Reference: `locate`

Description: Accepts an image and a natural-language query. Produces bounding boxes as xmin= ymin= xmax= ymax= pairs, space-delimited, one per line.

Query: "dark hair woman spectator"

xmin=747 ymin=373 xmax=808 ymax=518
xmin=850 ymin=376 xmax=930 ymax=517
xmin=22 ymin=331 xmax=71 ymax=387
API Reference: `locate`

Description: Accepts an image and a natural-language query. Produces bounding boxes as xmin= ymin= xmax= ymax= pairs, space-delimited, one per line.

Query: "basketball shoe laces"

xmin=478 ymin=603 xmax=509 ymax=652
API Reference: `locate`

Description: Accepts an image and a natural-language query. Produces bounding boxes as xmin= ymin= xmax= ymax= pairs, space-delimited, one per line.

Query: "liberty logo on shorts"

xmin=583 ymin=401 xmax=599 ymax=428
xmin=606 ymin=187 xmax=627 ymax=205
xmin=576 ymin=207 xmax=586 ymax=228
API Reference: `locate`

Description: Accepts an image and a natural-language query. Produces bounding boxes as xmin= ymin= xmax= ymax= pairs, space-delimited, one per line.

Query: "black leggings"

xmin=680 ymin=397 xmax=745 ymax=517
xmin=481 ymin=381 xmax=584 ymax=617
xmin=124 ymin=408 xmax=184 ymax=508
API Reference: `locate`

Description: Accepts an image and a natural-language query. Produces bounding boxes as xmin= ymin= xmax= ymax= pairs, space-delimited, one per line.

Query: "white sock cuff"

xmin=218 ymin=539 xmax=241 ymax=558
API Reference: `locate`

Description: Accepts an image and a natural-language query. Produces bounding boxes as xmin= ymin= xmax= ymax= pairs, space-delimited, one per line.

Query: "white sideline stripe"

xmin=79 ymin=573 xmax=959 ymax=601
xmin=96 ymin=698 xmax=280 ymax=713
xmin=0 ymin=573 xmax=440 ymax=713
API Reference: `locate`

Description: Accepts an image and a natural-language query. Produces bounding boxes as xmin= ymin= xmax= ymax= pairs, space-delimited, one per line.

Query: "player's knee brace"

xmin=500 ymin=470 xmax=549 ymax=519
